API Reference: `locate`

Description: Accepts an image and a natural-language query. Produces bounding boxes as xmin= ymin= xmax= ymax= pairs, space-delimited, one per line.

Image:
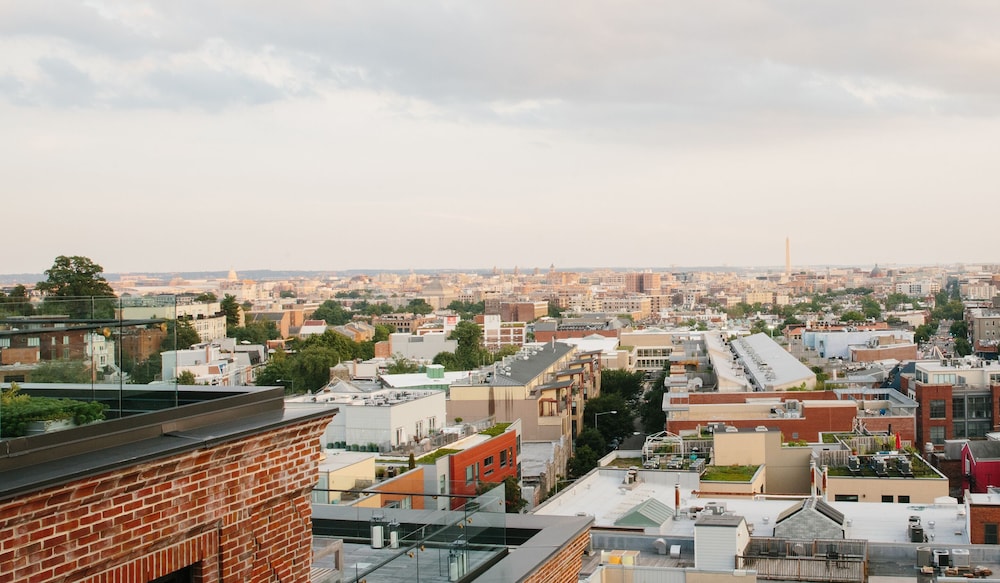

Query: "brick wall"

xmin=522 ymin=527 xmax=590 ymax=583
xmin=969 ymin=504 xmax=1000 ymax=544
xmin=0 ymin=416 xmax=330 ymax=582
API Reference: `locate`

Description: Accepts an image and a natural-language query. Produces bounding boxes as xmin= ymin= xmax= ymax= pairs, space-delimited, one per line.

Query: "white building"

xmin=389 ymin=332 xmax=457 ymax=362
xmin=299 ymin=385 xmax=447 ymax=450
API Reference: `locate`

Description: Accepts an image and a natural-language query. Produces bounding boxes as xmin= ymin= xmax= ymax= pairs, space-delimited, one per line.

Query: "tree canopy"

xmin=36 ymin=255 xmax=116 ymax=318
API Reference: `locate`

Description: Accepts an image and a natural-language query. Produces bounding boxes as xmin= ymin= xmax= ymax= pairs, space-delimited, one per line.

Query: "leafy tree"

xmin=640 ymin=366 xmax=669 ymax=433
xmin=575 ymin=427 xmax=606 ymax=453
xmin=125 ymin=352 xmax=162 ymax=384
xmin=194 ymin=292 xmax=217 ymax=302
xmin=600 ymin=369 xmax=645 ymax=405
xmin=447 ymin=300 xmax=485 ymax=319
xmin=406 ymin=298 xmax=434 ymax=315
xmin=177 ymin=370 xmax=197 ymax=385
xmin=567 ymin=445 xmax=599 ymax=478
xmin=36 ymin=255 xmax=116 ymax=319
xmin=861 ymin=298 xmax=881 ymax=320
xmin=840 ymin=310 xmax=866 ymax=322
xmin=373 ymin=323 xmax=395 ymax=343
xmin=386 ymin=354 xmax=420 ymax=374
xmin=255 ymin=351 xmax=292 ymax=388
xmin=291 ymin=344 xmax=341 ymax=391
xmin=229 ymin=321 xmax=278 ymax=345
xmin=884 ymin=293 xmax=910 ymax=311
xmin=547 ymin=302 xmax=565 ymax=318
xmin=279 ymin=290 xmax=296 ymax=298
xmin=950 ymin=320 xmax=969 ymax=339
xmin=432 ymin=351 xmax=460 ymax=371
xmin=449 ymin=320 xmax=490 ymax=369
xmin=955 ymin=337 xmax=973 ymax=357
xmin=160 ymin=320 xmax=201 ymax=351
xmin=221 ymin=294 xmax=241 ymax=328
xmin=584 ymin=394 xmax=633 ymax=445
xmin=312 ymin=300 xmax=352 ymax=325
xmin=30 ymin=361 xmax=92 ymax=383
xmin=915 ymin=323 xmax=936 ymax=344
xmin=0 ymin=285 xmax=33 ymax=316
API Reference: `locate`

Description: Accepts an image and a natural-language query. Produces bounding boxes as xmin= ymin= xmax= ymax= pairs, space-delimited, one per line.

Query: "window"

xmin=930 ymin=426 xmax=945 ymax=445
xmin=466 ymin=466 xmax=474 ymax=484
xmin=835 ymin=494 xmax=859 ymax=502
xmin=882 ymin=495 xmax=894 ymax=503
xmin=27 ymin=337 xmax=39 ymax=347
xmin=484 ymin=455 xmax=494 ymax=466
xmin=500 ymin=450 xmax=507 ymax=467
xmin=929 ymin=400 xmax=946 ymax=419
xmin=986 ymin=524 xmax=999 ymax=545
xmin=898 ymin=495 xmax=910 ymax=503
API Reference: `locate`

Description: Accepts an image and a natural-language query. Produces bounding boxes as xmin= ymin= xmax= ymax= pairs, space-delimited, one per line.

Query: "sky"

xmin=3 ymin=1 xmax=999 ymax=275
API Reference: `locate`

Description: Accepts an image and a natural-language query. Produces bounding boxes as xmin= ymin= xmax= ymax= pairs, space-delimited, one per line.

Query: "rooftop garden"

xmin=415 ymin=448 xmax=460 ymax=465
xmin=827 ymin=453 xmax=939 ymax=479
xmin=1 ymin=384 xmax=106 ymax=438
xmin=701 ymin=464 xmax=760 ymax=482
xmin=480 ymin=422 xmax=511 ymax=437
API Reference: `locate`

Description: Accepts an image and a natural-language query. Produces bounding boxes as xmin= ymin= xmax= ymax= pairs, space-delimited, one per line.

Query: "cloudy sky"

xmin=3 ymin=1 xmax=998 ymax=274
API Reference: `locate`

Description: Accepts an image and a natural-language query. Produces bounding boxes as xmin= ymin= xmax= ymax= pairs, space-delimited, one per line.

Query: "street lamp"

xmin=595 ymin=410 xmax=618 ymax=429
xmin=276 ymin=378 xmax=295 ymax=394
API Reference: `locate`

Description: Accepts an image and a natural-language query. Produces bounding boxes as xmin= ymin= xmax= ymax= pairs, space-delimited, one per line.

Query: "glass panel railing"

xmin=1 ymin=296 xmax=181 ymax=436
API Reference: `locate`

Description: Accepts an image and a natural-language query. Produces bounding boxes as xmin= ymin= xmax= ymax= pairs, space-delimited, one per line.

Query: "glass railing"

xmin=1 ymin=296 xmax=184 ymax=434
xmin=312 ymin=483 xmax=508 ymax=583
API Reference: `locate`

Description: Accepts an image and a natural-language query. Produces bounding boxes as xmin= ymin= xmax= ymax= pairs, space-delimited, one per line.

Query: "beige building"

xmin=448 ymin=343 xmax=600 ymax=444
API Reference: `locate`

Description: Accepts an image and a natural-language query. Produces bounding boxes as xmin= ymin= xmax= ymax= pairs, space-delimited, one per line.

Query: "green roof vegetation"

xmin=415 ymin=448 xmax=460 ymax=465
xmin=606 ymin=457 xmax=642 ymax=468
xmin=480 ymin=423 xmax=511 ymax=437
xmin=701 ymin=465 xmax=759 ymax=482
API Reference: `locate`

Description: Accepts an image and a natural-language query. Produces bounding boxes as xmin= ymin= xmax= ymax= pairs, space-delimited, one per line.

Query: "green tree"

xmin=312 ymin=300 xmax=352 ymax=325
xmin=884 ymin=293 xmax=910 ymax=311
xmin=30 ymin=361 xmax=92 ymax=383
xmin=194 ymin=292 xmax=217 ymax=302
xmin=547 ymin=302 xmax=565 ymax=318
xmin=915 ymin=323 xmax=936 ymax=344
xmin=373 ymin=323 xmax=395 ymax=343
xmin=432 ymin=351 xmax=460 ymax=371
xmin=840 ymin=310 xmax=866 ymax=322
xmin=600 ymin=369 xmax=645 ymax=405
xmin=861 ymin=298 xmax=881 ymax=320
xmin=575 ymin=427 xmax=606 ymax=453
xmin=450 ymin=320 xmax=490 ymax=369
xmin=291 ymin=344 xmax=341 ymax=391
xmin=230 ymin=321 xmax=278 ymax=345
xmin=177 ymin=370 xmax=197 ymax=385
xmin=0 ymin=285 xmax=33 ymax=316
xmin=640 ymin=366 xmax=669 ymax=433
xmin=955 ymin=337 xmax=973 ymax=357
xmin=160 ymin=320 xmax=201 ymax=351
xmin=386 ymin=354 xmax=420 ymax=374
xmin=567 ymin=445 xmax=599 ymax=478
xmin=950 ymin=320 xmax=969 ymax=339
xmin=221 ymin=294 xmax=241 ymax=327
xmin=406 ymin=298 xmax=434 ymax=315
xmin=36 ymin=255 xmax=116 ymax=319
xmin=584 ymin=394 xmax=633 ymax=445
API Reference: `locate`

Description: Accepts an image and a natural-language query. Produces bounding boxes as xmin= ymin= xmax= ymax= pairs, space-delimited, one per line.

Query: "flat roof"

xmin=731 ymin=333 xmax=815 ymax=388
xmin=533 ymin=467 xmax=971 ymax=545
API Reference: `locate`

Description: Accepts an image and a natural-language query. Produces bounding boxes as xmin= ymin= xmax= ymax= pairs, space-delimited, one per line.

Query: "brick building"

xmin=0 ymin=386 xmax=335 ymax=582
xmin=900 ymin=359 xmax=1000 ymax=448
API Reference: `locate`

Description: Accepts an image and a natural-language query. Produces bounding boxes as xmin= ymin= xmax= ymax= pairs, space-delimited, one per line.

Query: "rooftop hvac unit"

xmin=951 ymin=548 xmax=970 ymax=568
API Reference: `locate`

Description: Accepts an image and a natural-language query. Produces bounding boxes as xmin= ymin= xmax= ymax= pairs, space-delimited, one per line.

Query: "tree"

xmin=0 ymin=285 xmax=33 ymax=316
xmin=567 ymin=445 xmax=599 ymax=478
xmin=450 ymin=320 xmax=490 ymax=369
xmin=584 ymin=394 xmax=633 ymax=445
xmin=30 ymin=361 xmax=92 ymax=383
xmin=840 ymin=310 xmax=866 ymax=322
xmin=177 ymin=370 xmax=197 ymax=385
xmin=547 ymin=302 xmax=565 ymax=318
xmin=36 ymin=255 xmax=116 ymax=318
xmin=600 ymin=369 xmax=645 ymax=405
xmin=406 ymin=298 xmax=434 ymax=315
xmin=861 ymin=298 xmax=881 ymax=320
xmin=160 ymin=320 xmax=201 ymax=351
xmin=312 ymin=300 xmax=352 ymax=325
xmin=574 ymin=427 xmax=606 ymax=453
xmin=290 ymin=344 xmax=341 ymax=391
xmin=230 ymin=321 xmax=278 ymax=345
xmin=950 ymin=320 xmax=969 ymax=339
xmin=194 ymin=292 xmax=217 ymax=302
xmin=373 ymin=323 xmax=395 ymax=343
xmin=221 ymin=294 xmax=241 ymax=327
xmin=386 ymin=354 xmax=420 ymax=374
xmin=640 ymin=366 xmax=669 ymax=433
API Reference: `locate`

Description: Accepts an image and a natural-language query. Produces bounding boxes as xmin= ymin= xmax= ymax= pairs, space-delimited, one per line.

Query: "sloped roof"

xmin=614 ymin=497 xmax=674 ymax=528
xmin=775 ymin=498 xmax=844 ymax=526
xmin=967 ymin=440 xmax=1000 ymax=460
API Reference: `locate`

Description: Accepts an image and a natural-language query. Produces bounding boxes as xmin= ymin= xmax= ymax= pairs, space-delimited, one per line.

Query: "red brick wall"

xmin=969 ymin=504 xmax=1000 ymax=544
xmin=0 ymin=416 xmax=330 ymax=582
xmin=915 ymin=383 xmax=953 ymax=447
xmin=522 ymin=527 xmax=590 ymax=583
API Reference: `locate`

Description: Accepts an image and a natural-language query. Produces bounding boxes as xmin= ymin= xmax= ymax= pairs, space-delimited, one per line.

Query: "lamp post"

xmin=276 ymin=378 xmax=295 ymax=394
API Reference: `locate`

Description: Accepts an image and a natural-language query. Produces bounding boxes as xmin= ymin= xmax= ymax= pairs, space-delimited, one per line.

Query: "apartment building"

xmin=901 ymin=358 xmax=1000 ymax=448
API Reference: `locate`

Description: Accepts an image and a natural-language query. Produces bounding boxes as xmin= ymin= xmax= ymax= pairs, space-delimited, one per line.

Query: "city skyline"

xmin=4 ymin=2 xmax=1000 ymax=273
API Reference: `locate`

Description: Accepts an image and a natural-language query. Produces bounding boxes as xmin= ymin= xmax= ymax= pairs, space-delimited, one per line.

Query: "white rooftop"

xmin=534 ymin=467 xmax=971 ymax=545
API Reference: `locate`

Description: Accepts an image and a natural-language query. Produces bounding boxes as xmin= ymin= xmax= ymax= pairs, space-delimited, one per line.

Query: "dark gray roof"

xmin=502 ymin=342 xmax=575 ymax=385
xmin=775 ymin=498 xmax=844 ymax=526
xmin=967 ymin=440 xmax=1000 ymax=460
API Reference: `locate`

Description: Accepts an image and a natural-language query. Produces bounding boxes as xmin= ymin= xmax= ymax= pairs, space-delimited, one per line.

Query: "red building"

xmin=446 ymin=425 xmax=519 ymax=509
xmin=665 ymin=390 xmax=917 ymax=444
xmin=962 ymin=440 xmax=1000 ymax=494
